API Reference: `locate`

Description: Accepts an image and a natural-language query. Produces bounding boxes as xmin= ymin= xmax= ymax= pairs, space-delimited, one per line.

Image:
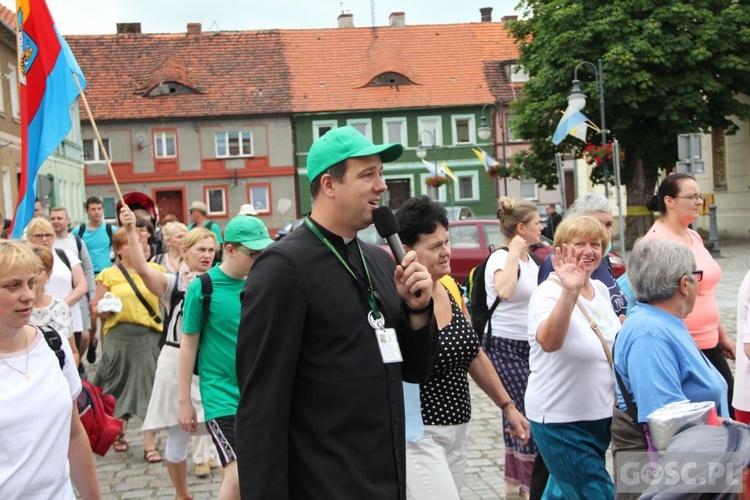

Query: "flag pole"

xmin=72 ymin=72 xmax=125 ymax=204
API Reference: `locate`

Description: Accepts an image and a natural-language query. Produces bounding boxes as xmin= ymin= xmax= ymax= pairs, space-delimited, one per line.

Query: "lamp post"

xmin=417 ymin=129 xmax=452 ymax=209
xmin=568 ymin=59 xmax=609 ymax=197
xmin=477 ymin=101 xmax=507 ymax=197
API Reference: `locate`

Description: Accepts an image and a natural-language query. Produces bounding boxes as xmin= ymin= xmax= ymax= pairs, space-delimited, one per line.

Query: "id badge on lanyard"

xmin=369 ymin=311 xmax=402 ymax=363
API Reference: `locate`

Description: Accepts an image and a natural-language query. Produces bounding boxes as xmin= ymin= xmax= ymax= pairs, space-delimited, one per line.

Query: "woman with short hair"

xmin=0 ymin=240 xmax=100 ymax=498
xmin=526 ymin=216 xmax=621 ymax=499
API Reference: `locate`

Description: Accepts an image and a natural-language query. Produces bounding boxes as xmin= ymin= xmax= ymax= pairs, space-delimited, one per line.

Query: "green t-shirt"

xmin=182 ymin=265 xmax=243 ymax=420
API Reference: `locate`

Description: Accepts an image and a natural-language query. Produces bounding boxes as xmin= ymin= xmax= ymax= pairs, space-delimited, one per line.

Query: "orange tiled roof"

xmin=65 ymin=20 xmax=519 ymax=121
xmin=284 ymin=22 xmax=519 ymax=113
xmin=66 ymin=30 xmax=292 ymax=121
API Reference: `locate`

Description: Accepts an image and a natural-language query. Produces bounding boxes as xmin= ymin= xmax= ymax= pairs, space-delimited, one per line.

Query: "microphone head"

xmin=372 ymin=206 xmax=399 ymax=238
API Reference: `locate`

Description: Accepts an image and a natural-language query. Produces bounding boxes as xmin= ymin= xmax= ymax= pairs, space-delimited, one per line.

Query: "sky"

xmin=1 ymin=0 xmax=522 ymax=35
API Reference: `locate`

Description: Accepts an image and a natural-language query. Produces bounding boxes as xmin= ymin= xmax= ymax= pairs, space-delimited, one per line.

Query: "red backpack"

xmin=42 ymin=327 xmax=123 ymax=456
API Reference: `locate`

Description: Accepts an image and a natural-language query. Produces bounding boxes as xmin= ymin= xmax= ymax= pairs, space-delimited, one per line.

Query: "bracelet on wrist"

xmin=404 ymin=298 xmax=434 ymax=315
xmin=500 ymin=399 xmax=516 ymax=412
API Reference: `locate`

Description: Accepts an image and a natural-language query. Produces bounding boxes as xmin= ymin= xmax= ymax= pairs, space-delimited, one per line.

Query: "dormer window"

xmin=509 ymin=64 xmax=529 ymax=83
xmin=147 ymin=81 xmax=197 ymax=97
xmin=367 ymin=72 xmax=413 ymax=87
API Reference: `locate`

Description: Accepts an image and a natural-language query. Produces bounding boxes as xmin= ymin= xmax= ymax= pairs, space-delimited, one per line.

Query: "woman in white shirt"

xmin=526 ymin=216 xmax=621 ymax=499
xmin=484 ymin=196 xmax=542 ymax=498
xmin=0 ymin=240 xmax=100 ymax=498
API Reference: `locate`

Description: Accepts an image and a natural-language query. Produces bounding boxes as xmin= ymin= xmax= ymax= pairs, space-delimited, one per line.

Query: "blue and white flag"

xmin=552 ymin=108 xmax=589 ymax=145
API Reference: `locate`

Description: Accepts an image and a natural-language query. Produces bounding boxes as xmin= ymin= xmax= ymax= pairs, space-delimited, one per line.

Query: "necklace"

xmin=166 ymin=251 xmax=181 ymax=272
xmin=0 ymin=329 xmax=30 ymax=381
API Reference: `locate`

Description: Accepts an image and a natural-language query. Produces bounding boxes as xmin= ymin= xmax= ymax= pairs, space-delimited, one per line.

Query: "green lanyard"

xmin=304 ymin=217 xmax=381 ymax=320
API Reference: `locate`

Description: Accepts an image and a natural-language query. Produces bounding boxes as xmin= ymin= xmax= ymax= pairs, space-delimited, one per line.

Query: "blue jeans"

xmin=530 ymin=418 xmax=614 ymax=500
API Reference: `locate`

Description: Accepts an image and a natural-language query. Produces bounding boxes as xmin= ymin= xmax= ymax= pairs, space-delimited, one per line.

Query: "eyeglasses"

xmin=235 ymin=245 xmax=261 ymax=259
xmin=31 ymin=233 xmax=54 ymax=240
xmin=674 ymin=193 xmax=704 ymax=202
xmin=690 ymin=270 xmax=703 ymax=282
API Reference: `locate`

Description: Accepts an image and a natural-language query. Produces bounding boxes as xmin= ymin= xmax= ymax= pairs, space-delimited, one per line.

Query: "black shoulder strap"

xmin=106 ymin=223 xmax=114 ymax=243
xmin=116 ymin=263 xmax=162 ymax=324
xmin=198 ymin=273 xmax=213 ymax=329
xmin=203 ymin=220 xmax=212 ymax=229
xmin=74 ymin=234 xmax=83 ymax=256
xmin=78 ymin=222 xmax=86 ymax=237
xmin=55 ymin=248 xmax=72 ymax=271
xmin=612 ymin=341 xmax=639 ymax=422
xmin=40 ymin=326 xmax=65 ymax=370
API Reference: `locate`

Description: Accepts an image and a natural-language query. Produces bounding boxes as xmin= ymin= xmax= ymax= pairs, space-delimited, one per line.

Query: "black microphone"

xmin=372 ymin=206 xmax=421 ymax=297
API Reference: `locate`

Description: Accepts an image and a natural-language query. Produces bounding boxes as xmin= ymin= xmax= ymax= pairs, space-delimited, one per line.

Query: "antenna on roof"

xmin=207 ymin=21 xmax=219 ymax=32
xmin=371 ymin=0 xmax=375 ymax=27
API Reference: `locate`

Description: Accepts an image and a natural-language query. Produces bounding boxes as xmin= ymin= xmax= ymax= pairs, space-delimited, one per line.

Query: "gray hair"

xmin=566 ymin=192 xmax=611 ymax=218
xmin=628 ymin=238 xmax=697 ymax=303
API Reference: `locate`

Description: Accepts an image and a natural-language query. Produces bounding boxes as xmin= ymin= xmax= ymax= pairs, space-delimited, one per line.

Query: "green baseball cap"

xmin=306 ymin=125 xmax=404 ymax=183
xmin=224 ymin=215 xmax=274 ymax=251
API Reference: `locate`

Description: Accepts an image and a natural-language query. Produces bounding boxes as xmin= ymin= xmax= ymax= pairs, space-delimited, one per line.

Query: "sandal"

xmin=113 ymin=432 xmax=128 ymax=452
xmin=144 ymin=449 xmax=162 ymax=463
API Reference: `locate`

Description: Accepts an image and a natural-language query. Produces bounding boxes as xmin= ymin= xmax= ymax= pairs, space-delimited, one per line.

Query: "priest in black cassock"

xmin=236 ymin=126 xmax=439 ymax=499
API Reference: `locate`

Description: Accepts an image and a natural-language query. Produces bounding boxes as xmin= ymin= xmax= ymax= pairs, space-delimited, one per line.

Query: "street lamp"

xmin=477 ymin=101 xmax=507 ymax=196
xmin=568 ymin=59 xmax=609 ymax=197
xmin=417 ymin=129 xmax=452 ymax=208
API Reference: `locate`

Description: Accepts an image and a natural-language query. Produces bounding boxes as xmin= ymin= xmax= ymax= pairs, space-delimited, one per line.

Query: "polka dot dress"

xmin=420 ymin=294 xmax=480 ymax=426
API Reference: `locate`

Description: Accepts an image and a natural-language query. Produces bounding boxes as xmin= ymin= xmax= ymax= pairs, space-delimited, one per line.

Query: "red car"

xmin=360 ymin=219 xmax=625 ymax=284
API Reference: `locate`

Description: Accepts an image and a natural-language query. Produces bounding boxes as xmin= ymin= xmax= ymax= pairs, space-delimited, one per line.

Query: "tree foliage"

xmin=506 ymin=0 xmax=750 ymax=243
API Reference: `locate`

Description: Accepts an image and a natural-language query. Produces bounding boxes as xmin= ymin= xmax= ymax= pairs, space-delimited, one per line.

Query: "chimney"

xmin=187 ymin=23 xmax=202 ymax=34
xmin=337 ymin=13 xmax=354 ymax=28
xmin=116 ymin=22 xmax=141 ymax=34
xmin=480 ymin=7 xmax=493 ymax=22
xmin=501 ymin=15 xmax=519 ymax=23
xmin=389 ymin=12 xmax=405 ymax=27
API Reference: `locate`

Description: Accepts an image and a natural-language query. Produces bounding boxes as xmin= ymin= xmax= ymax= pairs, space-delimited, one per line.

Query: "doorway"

xmin=154 ymin=188 xmax=185 ymax=224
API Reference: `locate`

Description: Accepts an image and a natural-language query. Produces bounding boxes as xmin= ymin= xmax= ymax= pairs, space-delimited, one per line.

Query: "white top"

xmin=525 ymin=276 xmax=620 ymax=423
xmin=47 ymin=248 xmax=83 ymax=332
xmin=31 ymin=297 xmax=73 ymax=339
xmin=732 ymin=270 xmax=750 ymax=411
xmin=0 ymin=327 xmax=81 ymax=498
xmin=54 ymin=234 xmax=78 ymax=256
xmin=484 ymin=249 xmax=539 ymax=341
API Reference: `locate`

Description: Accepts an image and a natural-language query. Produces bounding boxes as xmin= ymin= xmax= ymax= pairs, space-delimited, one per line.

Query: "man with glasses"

xmin=177 ymin=215 xmax=273 ymax=500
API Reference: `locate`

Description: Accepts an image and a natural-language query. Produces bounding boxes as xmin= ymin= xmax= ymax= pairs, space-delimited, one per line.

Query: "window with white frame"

xmin=455 ymin=171 xmax=479 ymax=201
xmin=383 ymin=117 xmax=407 ymax=145
xmin=216 ymin=131 xmax=254 ymax=157
xmin=313 ymin=120 xmax=337 ymax=140
xmin=510 ymin=64 xmax=530 ymax=83
xmin=418 ymin=117 xmax=442 ymax=146
xmin=2 ymin=168 xmax=12 ymax=216
xmin=346 ymin=119 xmax=372 ymax=140
xmin=8 ymin=64 xmax=18 ymax=119
xmin=154 ymin=131 xmax=176 ymax=158
xmin=451 ymin=115 xmax=476 ymax=145
xmin=521 ymin=179 xmax=538 ymax=200
xmin=83 ymin=138 xmax=111 ymax=163
xmin=206 ymin=187 xmax=227 ymax=216
xmin=248 ymin=185 xmax=270 ymax=213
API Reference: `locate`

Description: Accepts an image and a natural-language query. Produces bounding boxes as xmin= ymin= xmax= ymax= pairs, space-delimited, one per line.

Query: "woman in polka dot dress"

xmin=396 ymin=196 xmax=530 ymax=500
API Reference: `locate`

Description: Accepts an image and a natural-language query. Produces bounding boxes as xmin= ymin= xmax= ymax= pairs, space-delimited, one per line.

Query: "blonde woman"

xmin=150 ymin=222 xmax=189 ymax=273
xmin=0 ymin=240 xmax=100 ymax=498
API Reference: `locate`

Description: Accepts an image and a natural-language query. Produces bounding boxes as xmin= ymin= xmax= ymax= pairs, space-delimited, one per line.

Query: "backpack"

xmin=159 ymin=274 xmax=186 ymax=349
xmin=463 ymin=247 xmax=540 ymax=342
xmin=78 ymin=222 xmax=116 ymax=262
xmin=193 ymin=272 xmax=213 ymax=376
xmin=41 ymin=326 xmax=123 ymax=456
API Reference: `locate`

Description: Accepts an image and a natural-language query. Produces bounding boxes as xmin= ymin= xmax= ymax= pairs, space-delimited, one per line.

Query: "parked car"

xmin=443 ymin=206 xmax=476 ymax=221
xmin=274 ymin=217 xmax=305 ymax=240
